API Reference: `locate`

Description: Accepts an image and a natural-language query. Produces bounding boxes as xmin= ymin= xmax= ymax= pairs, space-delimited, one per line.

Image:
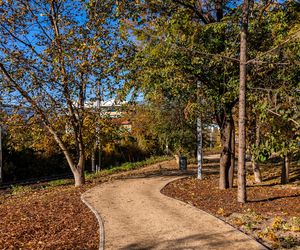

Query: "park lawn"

xmin=162 ymin=162 xmax=300 ymax=250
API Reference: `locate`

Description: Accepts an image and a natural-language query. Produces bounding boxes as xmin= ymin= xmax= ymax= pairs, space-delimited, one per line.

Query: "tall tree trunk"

xmin=229 ymin=120 xmax=235 ymax=188
xmin=97 ymin=145 xmax=102 ymax=172
xmin=252 ymin=121 xmax=262 ymax=183
xmin=219 ymin=112 xmax=234 ymax=189
xmin=281 ymin=154 xmax=290 ymax=184
xmin=237 ymin=0 xmax=250 ymax=203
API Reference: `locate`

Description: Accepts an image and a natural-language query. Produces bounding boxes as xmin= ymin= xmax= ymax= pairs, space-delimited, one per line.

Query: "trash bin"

xmin=179 ymin=156 xmax=187 ymax=171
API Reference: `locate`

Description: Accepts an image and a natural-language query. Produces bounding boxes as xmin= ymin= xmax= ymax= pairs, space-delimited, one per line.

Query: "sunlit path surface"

xmin=83 ymin=174 xmax=266 ymax=250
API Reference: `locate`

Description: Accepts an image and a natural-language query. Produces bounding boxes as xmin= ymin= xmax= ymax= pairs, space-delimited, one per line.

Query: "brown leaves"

xmin=0 ymin=187 xmax=98 ymax=249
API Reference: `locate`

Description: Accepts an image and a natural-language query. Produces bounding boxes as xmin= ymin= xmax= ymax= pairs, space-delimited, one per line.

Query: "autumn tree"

xmin=246 ymin=0 xmax=300 ymax=186
xmin=131 ymin=98 xmax=198 ymax=157
xmin=120 ymin=0 xmax=299 ymax=193
xmin=0 ymin=0 xmax=125 ymax=186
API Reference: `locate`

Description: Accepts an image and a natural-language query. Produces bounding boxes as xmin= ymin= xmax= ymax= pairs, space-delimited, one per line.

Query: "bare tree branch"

xmin=267 ymin=108 xmax=299 ymax=127
xmin=247 ymin=29 xmax=300 ymax=64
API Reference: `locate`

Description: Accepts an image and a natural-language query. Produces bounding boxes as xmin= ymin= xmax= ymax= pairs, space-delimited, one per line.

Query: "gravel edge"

xmin=81 ymin=193 xmax=105 ymax=250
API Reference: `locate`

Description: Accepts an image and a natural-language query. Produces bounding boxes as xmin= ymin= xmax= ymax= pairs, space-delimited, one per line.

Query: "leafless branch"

xmin=267 ymin=108 xmax=299 ymax=127
xmin=172 ymin=0 xmax=212 ymax=24
xmin=247 ymin=29 xmax=300 ymax=64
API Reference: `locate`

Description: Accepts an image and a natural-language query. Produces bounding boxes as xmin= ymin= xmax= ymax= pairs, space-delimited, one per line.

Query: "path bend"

xmin=83 ymin=171 xmax=266 ymax=250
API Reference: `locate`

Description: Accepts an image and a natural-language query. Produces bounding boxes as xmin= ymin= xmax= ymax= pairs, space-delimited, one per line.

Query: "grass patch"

xmin=47 ymin=178 xmax=73 ymax=187
xmin=86 ymin=155 xmax=172 ymax=180
xmin=11 ymin=185 xmax=33 ymax=195
xmin=5 ymin=155 xmax=172 ymax=193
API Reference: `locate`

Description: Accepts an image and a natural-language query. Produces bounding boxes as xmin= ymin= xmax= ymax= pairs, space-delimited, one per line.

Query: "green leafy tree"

xmin=122 ymin=0 xmax=240 ymax=189
xmin=246 ymin=0 xmax=300 ymax=186
xmin=121 ymin=0 xmax=299 ymax=195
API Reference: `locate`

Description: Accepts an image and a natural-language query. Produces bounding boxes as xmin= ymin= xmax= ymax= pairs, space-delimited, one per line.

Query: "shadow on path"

xmin=120 ymin=230 xmax=259 ymax=250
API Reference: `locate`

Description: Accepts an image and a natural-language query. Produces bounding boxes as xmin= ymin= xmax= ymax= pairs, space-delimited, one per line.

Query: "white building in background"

xmin=86 ymin=99 xmax=131 ymax=132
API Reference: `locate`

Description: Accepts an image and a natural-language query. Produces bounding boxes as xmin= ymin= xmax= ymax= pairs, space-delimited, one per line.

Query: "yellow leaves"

xmin=259 ymin=228 xmax=280 ymax=245
xmin=216 ymin=207 xmax=225 ymax=216
xmin=4 ymin=113 xmax=60 ymax=154
xmin=271 ymin=216 xmax=284 ymax=231
xmin=80 ymin=61 xmax=89 ymax=68
xmin=232 ymin=217 xmax=244 ymax=227
xmin=103 ymin=143 xmax=114 ymax=154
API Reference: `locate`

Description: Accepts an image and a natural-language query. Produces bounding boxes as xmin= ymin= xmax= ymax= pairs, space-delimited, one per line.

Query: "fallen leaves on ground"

xmin=0 ymin=186 xmax=98 ymax=249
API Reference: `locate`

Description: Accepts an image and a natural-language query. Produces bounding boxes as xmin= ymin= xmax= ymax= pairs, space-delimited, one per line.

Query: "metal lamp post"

xmin=197 ymin=81 xmax=203 ymax=180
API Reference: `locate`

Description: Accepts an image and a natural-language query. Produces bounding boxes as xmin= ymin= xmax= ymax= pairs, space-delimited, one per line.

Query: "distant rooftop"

xmin=85 ymin=99 xmax=127 ymax=108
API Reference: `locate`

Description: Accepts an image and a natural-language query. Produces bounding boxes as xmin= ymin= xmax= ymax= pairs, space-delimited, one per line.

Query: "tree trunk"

xmin=285 ymin=155 xmax=290 ymax=183
xmin=237 ymin=0 xmax=250 ymax=203
xmin=252 ymin=160 xmax=262 ymax=183
xmin=252 ymin=120 xmax=262 ymax=183
xmin=219 ymin=112 xmax=234 ymax=189
xmin=74 ymin=167 xmax=85 ymax=187
xmin=281 ymin=154 xmax=290 ymax=184
xmin=74 ymin=151 xmax=85 ymax=187
xmin=229 ymin=121 xmax=235 ymax=188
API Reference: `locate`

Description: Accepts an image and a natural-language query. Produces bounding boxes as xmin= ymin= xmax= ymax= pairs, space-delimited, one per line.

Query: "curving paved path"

xmin=83 ymin=168 xmax=266 ymax=249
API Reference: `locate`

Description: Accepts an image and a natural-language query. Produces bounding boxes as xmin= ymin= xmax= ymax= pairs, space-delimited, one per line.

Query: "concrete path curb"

xmin=81 ymin=193 xmax=105 ymax=250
